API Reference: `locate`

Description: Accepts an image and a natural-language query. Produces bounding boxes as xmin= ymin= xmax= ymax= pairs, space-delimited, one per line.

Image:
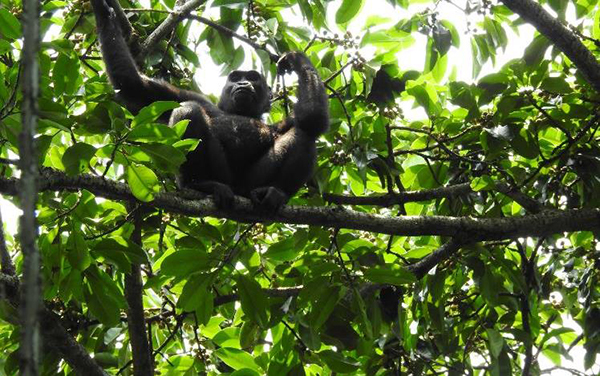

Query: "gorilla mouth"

xmin=232 ymin=87 xmax=255 ymax=102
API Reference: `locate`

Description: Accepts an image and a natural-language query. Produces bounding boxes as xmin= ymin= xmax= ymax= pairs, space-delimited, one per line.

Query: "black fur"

xmin=91 ymin=0 xmax=329 ymax=210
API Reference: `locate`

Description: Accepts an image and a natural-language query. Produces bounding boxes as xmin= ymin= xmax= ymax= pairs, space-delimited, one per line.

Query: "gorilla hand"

xmin=250 ymin=187 xmax=288 ymax=213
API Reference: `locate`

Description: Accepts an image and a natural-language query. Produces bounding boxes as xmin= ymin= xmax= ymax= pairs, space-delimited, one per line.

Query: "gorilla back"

xmin=91 ymin=0 xmax=329 ymax=211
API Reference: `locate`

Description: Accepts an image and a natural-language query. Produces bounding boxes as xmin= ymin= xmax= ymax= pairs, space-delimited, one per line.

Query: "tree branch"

xmin=323 ymin=183 xmax=472 ymax=206
xmin=0 ymin=170 xmax=597 ymax=242
xmin=500 ymin=0 xmax=600 ymax=92
xmin=124 ymin=207 xmax=154 ymax=375
xmin=136 ymin=0 xmax=206 ymax=60
xmin=323 ymin=182 xmax=546 ymax=213
xmin=124 ymin=7 xmax=280 ymax=62
xmin=407 ymin=239 xmax=465 ymax=279
xmin=19 ymin=0 xmax=42 ymax=372
xmin=40 ymin=311 xmax=111 ymax=376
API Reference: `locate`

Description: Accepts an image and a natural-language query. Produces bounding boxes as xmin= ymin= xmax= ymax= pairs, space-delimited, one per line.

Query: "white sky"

xmin=1 ymin=0 xmax=597 ymax=373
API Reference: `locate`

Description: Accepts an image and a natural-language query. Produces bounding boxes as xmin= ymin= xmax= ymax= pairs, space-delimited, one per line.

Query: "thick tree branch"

xmin=19 ymin=0 xmax=42 ymax=372
xmin=324 ymin=182 xmax=545 ymax=213
xmin=41 ymin=311 xmax=110 ymax=376
xmin=0 ymin=170 xmax=597 ymax=242
xmin=500 ymin=0 xmax=600 ymax=92
xmin=124 ymin=208 xmax=154 ymax=375
xmin=324 ymin=183 xmax=472 ymax=206
xmin=407 ymin=239 xmax=465 ymax=279
xmin=124 ymin=7 xmax=280 ymax=62
xmin=136 ymin=0 xmax=206 ymax=60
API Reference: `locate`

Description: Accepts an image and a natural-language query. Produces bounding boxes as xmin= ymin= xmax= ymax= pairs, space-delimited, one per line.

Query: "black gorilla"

xmin=91 ymin=0 xmax=329 ymax=210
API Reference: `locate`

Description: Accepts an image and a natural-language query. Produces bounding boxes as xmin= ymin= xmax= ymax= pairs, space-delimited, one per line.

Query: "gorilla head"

xmin=218 ymin=70 xmax=271 ymax=119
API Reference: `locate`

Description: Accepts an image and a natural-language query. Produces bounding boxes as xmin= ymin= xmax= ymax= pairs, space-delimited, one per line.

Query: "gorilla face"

xmin=218 ymin=70 xmax=271 ymax=119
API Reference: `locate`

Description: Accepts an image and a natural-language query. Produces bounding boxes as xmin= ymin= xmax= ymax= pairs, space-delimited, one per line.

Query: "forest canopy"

xmin=1 ymin=0 xmax=600 ymax=375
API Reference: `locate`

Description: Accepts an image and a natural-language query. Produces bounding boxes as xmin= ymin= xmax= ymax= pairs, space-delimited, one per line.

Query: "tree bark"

xmin=124 ymin=208 xmax=154 ymax=375
xmin=19 ymin=0 xmax=42 ymax=373
xmin=500 ymin=0 xmax=600 ymax=93
xmin=0 ymin=171 xmax=597 ymax=242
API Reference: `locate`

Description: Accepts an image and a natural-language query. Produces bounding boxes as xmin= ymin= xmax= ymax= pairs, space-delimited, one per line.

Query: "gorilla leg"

xmin=170 ymin=101 xmax=235 ymax=207
xmin=245 ymin=127 xmax=317 ymax=210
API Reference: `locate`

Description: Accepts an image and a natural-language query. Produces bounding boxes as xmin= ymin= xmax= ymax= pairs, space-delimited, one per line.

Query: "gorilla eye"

xmin=228 ymin=71 xmax=242 ymax=82
xmin=246 ymin=70 xmax=262 ymax=81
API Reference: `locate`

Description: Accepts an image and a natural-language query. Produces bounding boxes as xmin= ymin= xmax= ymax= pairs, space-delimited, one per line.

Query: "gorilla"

xmin=91 ymin=0 xmax=329 ymax=211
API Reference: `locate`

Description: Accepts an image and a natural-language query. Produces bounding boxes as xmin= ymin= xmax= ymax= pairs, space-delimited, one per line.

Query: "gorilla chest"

xmin=211 ymin=116 xmax=274 ymax=161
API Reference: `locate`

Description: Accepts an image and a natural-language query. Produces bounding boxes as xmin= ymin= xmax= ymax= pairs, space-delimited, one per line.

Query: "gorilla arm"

xmin=90 ymin=0 xmax=217 ymax=114
xmin=281 ymin=52 xmax=330 ymax=138
xmin=246 ymin=52 xmax=329 ymax=210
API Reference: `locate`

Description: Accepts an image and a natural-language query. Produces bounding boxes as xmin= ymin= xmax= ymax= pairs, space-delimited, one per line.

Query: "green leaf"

xmin=511 ymin=129 xmax=539 ymax=159
xmin=240 ymin=321 xmax=260 ymax=349
xmin=178 ymin=273 xmax=214 ymax=325
xmin=470 ymin=175 xmax=495 ymax=192
xmin=92 ymin=238 xmax=149 ymax=272
xmin=309 ymin=285 xmax=343 ymax=329
xmin=237 ymin=275 xmax=269 ymax=328
xmin=139 ymin=143 xmax=187 ymax=174
xmin=171 ymin=119 xmax=190 ymax=139
xmin=66 ymin=231 xmax=92 ymax=271
xmin=361 ymin=29 xmax=414 ymax=49
xmin=540 ymin=76 xmax=571 ymax=94
xmin=126 ymin=164 xmax=159 ymax=202
xmin=335 ymin=0 xmax=364 ymax=25
xmin=93 ymin=353 xmax=119 ymax=368
xmin=363 ymin=265 xmax=416 ymax=285
xmin=214 ymin=348 xmax=259 ymax=371
xmin=230 ymin=370 xmax=261 ymax=376
xmin=161 ymin=249 xmax=211 ymax=277
xmin=0 ymin=9 xmax=21 ymax=39
xmin=128 ymin=123 xmax=179 ymax=143
xmin=594 ymin=8 xmax=600 ymax=39
xmin=263 ymin=238 xmax=297 ymax=262
xmin=490 ymin=347 xmax=512 ymax=375
xmin=131 ymin=101 xmax=180 ymax=128
xmin=62 ymin=143 xmax=97 ymax=176
xmin=318 ymin=350 xmax=360 ymax=373
xmin=84 ymin=269 xmax=123 ymax=326
xmin=486 ymin=329 xmax=504 ymax=358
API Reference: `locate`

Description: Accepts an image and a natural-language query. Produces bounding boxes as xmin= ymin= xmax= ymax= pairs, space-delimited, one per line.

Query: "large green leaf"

xmin=161 ymin=249 xmax=212 ymax=277
xmin=131 ymin=101 xmax=180 ymax=128
xmin=126 ymin=164 xmax=159 ymax=202
xmin=363 ymin=265 xmax=416 ymax=285
xmin=0 ymin=9 xmax=21 ymax=39
xmin=215 ymin=348 xmax=259 ymax=371
xmin=62 ymin=143 xmax=97 ymax=176
xmin=237 ymin=275 xmax=269 ymax=328
xmin=335 ymin=0 xmax=364 ymax=25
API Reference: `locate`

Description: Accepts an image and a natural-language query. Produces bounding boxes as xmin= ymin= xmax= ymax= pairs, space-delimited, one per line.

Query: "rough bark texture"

xmin=41 ymin=312 xmax=110 ymax=376
xmin=501 ymin=0 xmax=600 ymax=93
xmin=136 ymin=0 xmax=205 ymax=59
xmin=407 ymin=239 xmax=464 ymax=279
xmin=0 ymin=170 xmax=597 ymax=242
xmin=124 ymin=209 xmax=154 ymax=375
xmin=19 ymin=0 xmax=42 ymax=373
